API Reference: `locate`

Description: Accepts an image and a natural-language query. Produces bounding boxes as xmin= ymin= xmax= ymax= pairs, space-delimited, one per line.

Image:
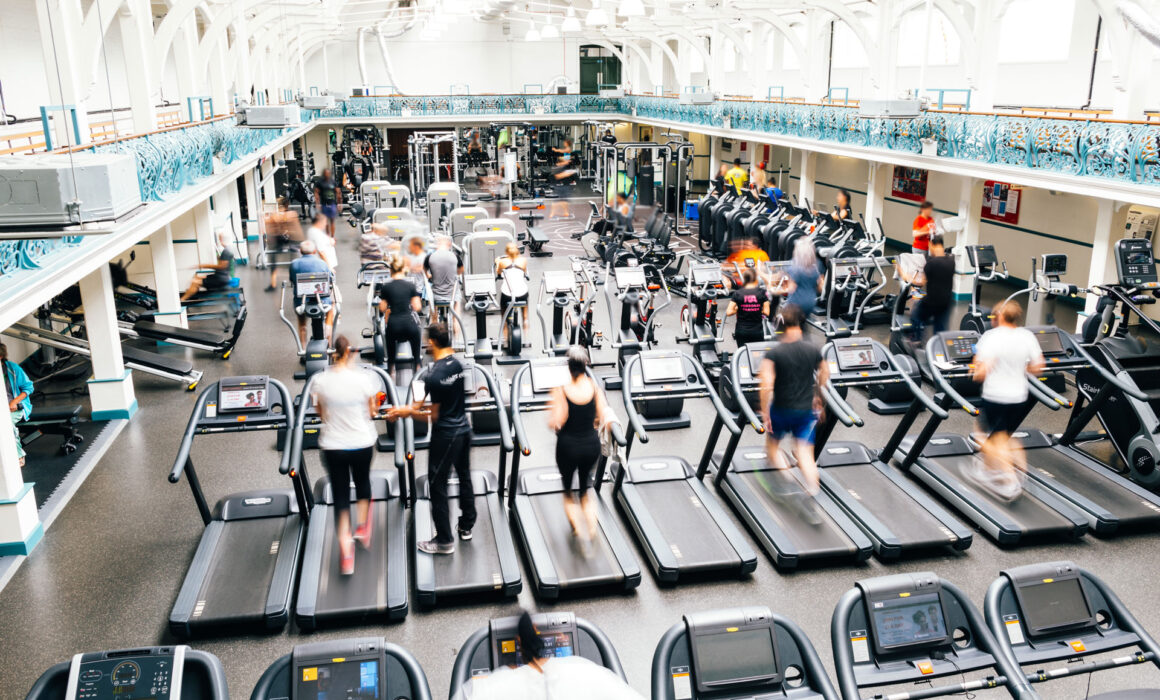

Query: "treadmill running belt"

xmin=633 ymin=481 xmax=737 ymax=568
xmin=197 ymin=518 xmax=287 ymax=623
xmin=315 ymin=501 xmax=391 ymax=616
xmin=121 ymin=344 xmax=196 ymax=373
xmin=824 ymin=465 xmax=949 ymax=545
xmin=529 ymin=495 xmax=621 ymax=586
xmin=939 ymin=455 xmax=1074 ymax=530
xmin=133 ymin=321 xmax=227 ymax=345
xmin=431 ymin=496 xmax=502 ymax=594
xmin=735 ymin=471 xmax=857 ymax=557
xmin=1032 ymin=448 xmax=1160 ymax=524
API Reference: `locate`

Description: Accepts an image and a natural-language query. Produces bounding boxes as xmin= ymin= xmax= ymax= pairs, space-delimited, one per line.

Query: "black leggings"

xmin=322 ymin=446 xmax=374 ymax=521
xmin=556 ymin=432 xmax=602 ymax=497
xmin=734 ymin=326 xmax=765 ymax=348
xmin=385 ymin=320 xmax=421 ymax=371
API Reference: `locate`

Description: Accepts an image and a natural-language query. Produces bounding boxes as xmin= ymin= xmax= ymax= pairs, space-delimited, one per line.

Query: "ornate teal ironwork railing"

xmin=1 ymin=117 xmax=293 ymax=279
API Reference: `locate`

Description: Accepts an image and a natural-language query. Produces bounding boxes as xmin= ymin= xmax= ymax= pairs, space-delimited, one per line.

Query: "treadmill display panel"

xmin=641 ymin=355 xmax=685 ymax=384
xmin=294 ymin=658 xmax=380 ymax=700
xmin=869 ymin=592 xmax=948 ymax=652
xmin=691 ymin=265 xmax=723 ymax=286
xmin=543 ymin=270 xmax=576 ymax=294
xmin=972 ymin=246 xmax=998 ymax=267
xmin=70 ymin=655 xmax=176 ymax=700
xmin=615 ymin=266 xmax=646 ymax=289
xmin=494 ymin=631 xmax=575 ymax=667
xmin=1034 ymin=331 xmax=1065 ymax=356
xmin=463 ymin=274 xmax=495 ymax=297
xmin=943 ymin=337 xmax=977 ymax=362
xmin=692 ymin=629 xmax=779 ymax=690
xmin=219 ymin=377 xmax=269 ymax=413
xmin=1014 ymin=578 xmax=1095 ymax=635
xmin=836 ymin=342 xmax=876 ymax=371
xmin=531 ymin=361 xmax=572 ymax=393
xmin=295 ymin=273 xmax=331 ymax=298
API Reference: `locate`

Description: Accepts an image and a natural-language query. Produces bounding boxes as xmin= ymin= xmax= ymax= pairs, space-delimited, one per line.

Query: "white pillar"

xmin=35 ymin=0 xmax=91 ymax=146
xmin=118 ymin=1 xmax=158 ymax=133
xmin=149 ymin=225 xmax=187 ymax=328
xmin=1083 ymin=199 xmax=1125 ymax=331
xmin=1112 ymin=33 xmax=1149 ymax=120
xmin=0 ymin=373 xmax=42 ymax=556
xmin=193 ymin=199 xmax=217 ymax=264
xmin=804 ymin=11 xmax=832 ymax=100
xmin=874 ymin=0 xmax=898 ymax=99
xmin=798 ymin=150 xmax=817 ymax=207
xmin=970 ymin=0 xmax=999 ymax=111
xmin=80 ymin=266 xmax=137 ymax=420
xmin=864 ymin=162 xmax=888 ymax=238
xmin=953 ymin=176 xmax=984 ymax=296
xmin=243 ymin=167 xmax=261 ymax=243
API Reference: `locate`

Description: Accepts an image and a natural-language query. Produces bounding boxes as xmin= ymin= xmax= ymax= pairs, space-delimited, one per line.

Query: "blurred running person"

xmin=782 ymin=238 xmax=822 ymax=319
xmin=377 ymin=256 xmax=423 ymax=377
xmin=496 ymin=242 xmax=530 ymax=341
xmin=180 ymin=231 xmax=235 ymax=301
xmin=312 ymin=335 xmax=380 ymax=575
xmin=912 ymin=201 xmax=936 ymax=254
xmin=900 ymin=235 xmax=955 ymax=346
xmin=424 ymin=234 xmax=464 ymax=318
xmin=726 ymin=268 xmax=770 ymax=348
xmin=313 ymin=168 xmax=342 ymax=237
xmin=289 ymin=240 xmax=335 ymax=348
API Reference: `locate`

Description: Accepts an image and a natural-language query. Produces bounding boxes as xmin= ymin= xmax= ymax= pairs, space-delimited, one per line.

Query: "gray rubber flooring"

xmin=3 ymin=196 xmax=1160 ymax=699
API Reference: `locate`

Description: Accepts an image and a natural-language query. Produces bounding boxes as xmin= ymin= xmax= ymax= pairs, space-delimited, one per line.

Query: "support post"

xmin=1083 ymin=199 xmax=1125 ymax=332
xmin=149 ymin=225 xmax=187 ymax=328
xmin=798 ymin=150 xmax=817 ymax=207
xmin=80 ymin=266 xmax=137 ymax=420
xmin=864 ymin=162 xmax=888 ymax=237
xmin=117 ymin=1 xmax=158 ymax=134
xmin=0 ymin=375 xmax=42 ymax=556
xmin=952 ymin=176 xmax=983 ymax=297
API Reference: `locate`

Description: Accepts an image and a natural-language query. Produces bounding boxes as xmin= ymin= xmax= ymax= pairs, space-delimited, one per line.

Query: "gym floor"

xmin=2 ymin=193 xmax=1157 ymax=699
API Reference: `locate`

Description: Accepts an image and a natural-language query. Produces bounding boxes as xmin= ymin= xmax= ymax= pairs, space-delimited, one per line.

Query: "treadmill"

xmin=450 ymin=612 xmax=626 ymax=692
xmin=508 ymin=358 xmax=642 ymax=599
xmin=984 ymin=560 xmax=1160 ymax=699
xmin=168 ymin=376 xmax=304 ymax=637
xmin=251 ymin=637 xmax=432 ymax=700
xmin=407 ymin=360 xmax=522 ymax=607
xmin=889 ymin=330 xmax=1089 ymax=545
xmin=25 ymin=646 xmax=230 ymax=700
xmin=813 ymin=337 xmax=974 ymax=559
xmin=709 ymin=341 xmax=874 ymax=571
xmin=653 ymin=607 xmax=839 ymax=700
xmin=977 ymin=326 xmax=1160 ymax=536
xmin=616 ymin=350 xmax=758 ymax=582
xmin=289 ymin=365 xmax=409 ymax=630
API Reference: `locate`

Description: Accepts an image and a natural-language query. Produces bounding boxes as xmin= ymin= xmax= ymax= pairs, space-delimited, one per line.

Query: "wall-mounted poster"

xmin=891 ymin=166 xmax=928 ymax=202
xmin=638 ymin=125 xmax=653 ymax=142
xmin=981 ymin=180 xmax=1021 ymax=225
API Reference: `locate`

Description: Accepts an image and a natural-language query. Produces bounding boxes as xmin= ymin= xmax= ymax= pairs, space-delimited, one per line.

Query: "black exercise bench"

xmin=520 ymin=213 xmax=552 ymax=257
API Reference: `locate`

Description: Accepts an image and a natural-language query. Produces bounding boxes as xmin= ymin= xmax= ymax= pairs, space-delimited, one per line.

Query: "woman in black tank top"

xmin=547 ymin=346 xmax=610 ymax=542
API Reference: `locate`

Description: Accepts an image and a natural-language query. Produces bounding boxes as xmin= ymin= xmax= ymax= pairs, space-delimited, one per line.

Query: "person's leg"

xmin=557 ymin=440 xmax=584 ymax=536
xmin=351 ymin=446 xmax=374 ymax=546
xmin=407 ymin=323 xmax=422 ymax=369
xmin=932 ymin=305 xmax=950 ymax=336
xmin=324 ymin=308 xmax=336 ymax=343
xmin=385 ymin=325 xmax=399 ymax=375
xmin=322 ymin=450 xmax=355 ymax=573
xmin=297 ymin=315 xmax=308 ymax=349
xmin=908 ymin=298 xmax=928 ymax=343
xmin=792 ymin=413 xmax=820 ymax=496
xmin=180 ymin=275 xmax=205 ymax=302
xmin=500 ymin=293 xmax=512 ymax=345
xmin=11 ymin=409 xmax=26 ymax=467
xmin=424 ymin=432 xmax=455 ymax=548
xmin=452 ymin=430 xmax=476 ymax=536
xmin=577 ymin=439 xmax=600 ymax=539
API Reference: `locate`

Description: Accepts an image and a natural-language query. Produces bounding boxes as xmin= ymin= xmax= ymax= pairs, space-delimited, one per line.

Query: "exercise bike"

xmin=536 ymin=267 xmax=592 ymax=356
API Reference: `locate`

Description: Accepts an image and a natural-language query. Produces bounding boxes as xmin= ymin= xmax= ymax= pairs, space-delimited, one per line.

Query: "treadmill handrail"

xmin=1069 ymin=335 xmax=1149 ymax=401
xmin=510 ymin=363 xmax=535 ymax=454
xmin=728 ymin=348 xmax=766 ymax=435
xmin=820 ymin=382 xmax=861 ymax=428
xmin=923 ymin=335 xmax=981 ymax=416
xmin=1095 ymin=284 xmax=1160 ymax=340
xmin=1026 ymin=376 xmax=1068 ymax=411
xmin=476 ymin=360 xmax=514 ymax=455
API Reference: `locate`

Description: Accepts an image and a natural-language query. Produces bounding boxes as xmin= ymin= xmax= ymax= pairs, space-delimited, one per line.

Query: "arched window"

xmin=831 ymin=22 xmax=869 ymax=68
xmin=998 ymin=0 xmax=1075 ymax=62
xmin=895 ymin=8 xmax=962 ymax=66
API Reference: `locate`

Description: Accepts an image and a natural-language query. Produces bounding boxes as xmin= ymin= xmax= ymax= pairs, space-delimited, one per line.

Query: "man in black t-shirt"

xmin=312 ymin=168 xmax=342 ymax=237
xmin=386 ymin=322 xmax=474 ymax=554
xmin=903 ymin=235 xmax=956 ymax=345
xmin=758 ymin=306 xmax=828 ymax=519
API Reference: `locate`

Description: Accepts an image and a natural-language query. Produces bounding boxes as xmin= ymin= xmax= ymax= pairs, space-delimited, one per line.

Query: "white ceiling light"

xmin=541 ymin=17 xmax=559 ymax=38
xmin=619 ymin=0 xmax=646 ymax=16
xmin=525 ymin=23 xmax=541 ymax=40
xmin=586 ymin=0 xmax=609 ymax=26
xmin=561 ymin=6 xmax=582 ymax=32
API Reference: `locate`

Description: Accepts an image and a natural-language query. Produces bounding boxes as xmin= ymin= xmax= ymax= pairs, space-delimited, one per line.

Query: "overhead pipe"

xmin=477 ymin=0 xmax=518 ymax=21
xmin=357 ymin=26 xmax=370 ymax=85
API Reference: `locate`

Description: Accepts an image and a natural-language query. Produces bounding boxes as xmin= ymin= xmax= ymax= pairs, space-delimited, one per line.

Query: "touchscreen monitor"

xmin=1034 ymin=331 xmax=1065 ymax=356
xmin=294 ymin=658 xmax=380 ymax=700
xmin=531 ymin=361 xmax=571 ymax=392
xmin=1042 ymin=254 xmax=1068 ymax=276
xmin=494 ymin=631 xmax=575 ymax=667
xmin=691 ymin=265 xmax=723 ymax=286
xmin=693 ymin=628 xmax=779 ymax=689
xmin=870 ymin=592 xmax=948 ymax=651
xmin=1126 ymin=250 xmax=1153 ymax=266
xmin=615 ymin=266 xmax=646 ymax=288
xmin=836 ymin=342 xmax=876 ymax=371
xmin=943 ymin=336 xmax=977 ymax=361
xmin=295 ymin=273 xmax=331 ymax=298
xmin=972 ymin=246 xmax=998 ymax=267
xmin=219 ymin=378 xmax=268 ymax=413
xmin=1015 ymin=578 xmax=1094 ymax=635
xmin=832 ymin=261 xmax=861 ymax=278
xmin=641 ymin=354 xmax=684 ymax=384
xmin=543 ymin=270 xmax=576 ymax=294
xmin=463 ymin=274 xmax=495 ymax=297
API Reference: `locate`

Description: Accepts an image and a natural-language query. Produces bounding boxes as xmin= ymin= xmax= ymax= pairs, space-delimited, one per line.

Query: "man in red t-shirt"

xmin=912 ymin=201 xmax=935 ymax=254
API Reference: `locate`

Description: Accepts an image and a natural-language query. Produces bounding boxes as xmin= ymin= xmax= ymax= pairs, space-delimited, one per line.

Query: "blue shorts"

xmin=766 ymin=407 xmax=817 ymax=442
xmin=320 ymin=204 xmax=339 ymax=220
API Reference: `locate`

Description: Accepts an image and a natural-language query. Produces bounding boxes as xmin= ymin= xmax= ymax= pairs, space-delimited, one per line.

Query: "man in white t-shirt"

xmin=305 ymin=213 xmax=338 ymax=272
xmin=969 ymin=300 xmax=1044 ymax=501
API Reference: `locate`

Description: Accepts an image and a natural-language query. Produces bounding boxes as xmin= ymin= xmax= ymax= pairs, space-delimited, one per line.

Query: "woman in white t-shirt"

xmin=312 ymin=335 xmax=381 ymax=575
xmin=970 ymin=300 xmax=1044 ymax=501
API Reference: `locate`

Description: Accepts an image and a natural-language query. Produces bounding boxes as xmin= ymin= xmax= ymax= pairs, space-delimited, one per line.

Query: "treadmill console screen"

xmin=691 ymin=265 xmax=723 ymax=286
xmin=543 ymin=270 xmax=576 ymax=294
xmin=641 ymin=354 xmax=685 ymax=384
xmin=1014 ymin=577 xmax=1095 ymax=635
xmin=1034 ymin=331 xmax=1065 ymax=356
xmin=294 ymin=657 xmax=381 ymax=700
xmin=219 ymin=376 xmax=269 ymax=413
xmin=971 ymin=245 xmax=998 ymax=268
xmin=869 ymin=592 xmax=948 ymax=652
xmin=835 ymin=342 xmax=876 ymax=371
xmin=832 ymin=261 xmax=862 ymax=278
xmin=531 ymin=361 xmax=572 ymax=393
xmin=68 ymin=648 xmax=181 ymax=700
xmin=943 ymin=336 xmax=977 ymax=362
xmin=463 ymin=274 xmax=495 ymax=298
xmin=1117 ymin=238 xmax=1159 ymax=286
xmin=295 ymin=273 xmax=331 ymax=298
xmin=490 ymin=614 xmax=577 ymax=668
xmin=692 ymin=628 xmax=779 ymax=690
xmin=615 ymin=266 xmax=647 ymax=289
xmin=1041 ymin=254 xmax=1067 ymax=276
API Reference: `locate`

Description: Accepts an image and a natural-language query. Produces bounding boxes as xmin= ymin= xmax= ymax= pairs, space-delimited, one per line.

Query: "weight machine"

xmin=333 ymin=125 xmax=385 ymax=191
xmin=407 ymin=131 xmax=458 ymax=209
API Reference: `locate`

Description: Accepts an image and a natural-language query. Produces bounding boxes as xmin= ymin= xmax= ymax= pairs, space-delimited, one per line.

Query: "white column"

xmin=118 ymin=0 xmax=158 ymax=133
xmin=798 ymin=150 xmax=817 ymax=207
xmin=874 ymin=0 xmax=898 ymax=99
xmin=149 ymin=225 xmax=187 ymax=328
xmin=953 ymin=176 xmax=984 ymax=296
xmin=0 ymin=372 xmax=42 ymax=556
xmin=864 ymin=162 xmax=889 ymax=239
xmin=243 ymin=167 xmax=261 ymax=242
xmin=970 ymin=0 xmax=999 ymax=111
xmin=804 ymin=11 xmax=832 ymax=100
xmin=219 ymin=180 xmax=244 ymax=260
xmin=35 ymin=0 xmax=91 ymax=146
xmin=1112 ymin=33 xmax=1149 ymax=120
xmin=80 ymin=266 xmax=137 ymax=420
xmin=1083 ymin=199 xmax=1124 ymax=331
xmin=193 ymin=199 xmax=217 ymax=264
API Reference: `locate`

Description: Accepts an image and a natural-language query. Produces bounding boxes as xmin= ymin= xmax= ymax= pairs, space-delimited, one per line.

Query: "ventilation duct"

xmin=477 ymin=0 xmax=517 ymax=21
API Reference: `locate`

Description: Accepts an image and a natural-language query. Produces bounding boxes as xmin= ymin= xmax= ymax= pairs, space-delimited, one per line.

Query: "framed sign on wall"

xmin=981 ymin=180 xmax=1021 ymax=225
xmin=891 ymin=166 xmax=928 ymax=202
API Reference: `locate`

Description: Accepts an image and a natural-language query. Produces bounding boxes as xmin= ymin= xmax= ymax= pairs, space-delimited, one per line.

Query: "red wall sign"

xmin=891 ymin=166 xmax=928 ymax=203
xmin=981 ymin=180 xmax=1021 ymax=225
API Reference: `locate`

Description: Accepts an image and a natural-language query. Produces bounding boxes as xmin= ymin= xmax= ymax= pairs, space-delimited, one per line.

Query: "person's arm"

xmin=367 ymin=391 xmax=380 ymax=420
xmin=972 ymin=338 xmax=991 ymax=382
xmin=815 ymin=357 xmax=830 ymax=413
xmin=725 ymin=300 xmax=738 ymax=317
xmin=762 ymin=300 xmax=771 ymax=316
xmin=759 ymin=357 xmax=775 ymax=427
xmin=410 ymin=291 xmax=422 ymax=313
xmin=312 ymin=388 xmax=327 ymax=424
xmin=547 ymin=386 xmax=567 ymax=431
xmin=593 ymin=380 xmax=611 ymax=428
xmin=1027 ymin=337 xmax=1046 ymax=376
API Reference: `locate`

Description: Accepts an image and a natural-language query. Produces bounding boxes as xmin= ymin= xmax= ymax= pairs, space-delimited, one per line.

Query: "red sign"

xmin=981 ymin=180 xmax=1021 ymax=225
xmin=891 ymin=166 xmax=928 ymax=203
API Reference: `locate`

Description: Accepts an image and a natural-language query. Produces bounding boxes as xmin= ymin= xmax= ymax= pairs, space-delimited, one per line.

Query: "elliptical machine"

xmin=463 ymin=273 xmax=499 ymax=362
xmin=602 ymin=263 xmax=669 ymax=389
xmin=279 ymin=271 xmax=337 ymax=379
xmin=677 ymin=263 xmax=728 ymax=380
xmin=959 ymin=244 xmax=1009 ymax=333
